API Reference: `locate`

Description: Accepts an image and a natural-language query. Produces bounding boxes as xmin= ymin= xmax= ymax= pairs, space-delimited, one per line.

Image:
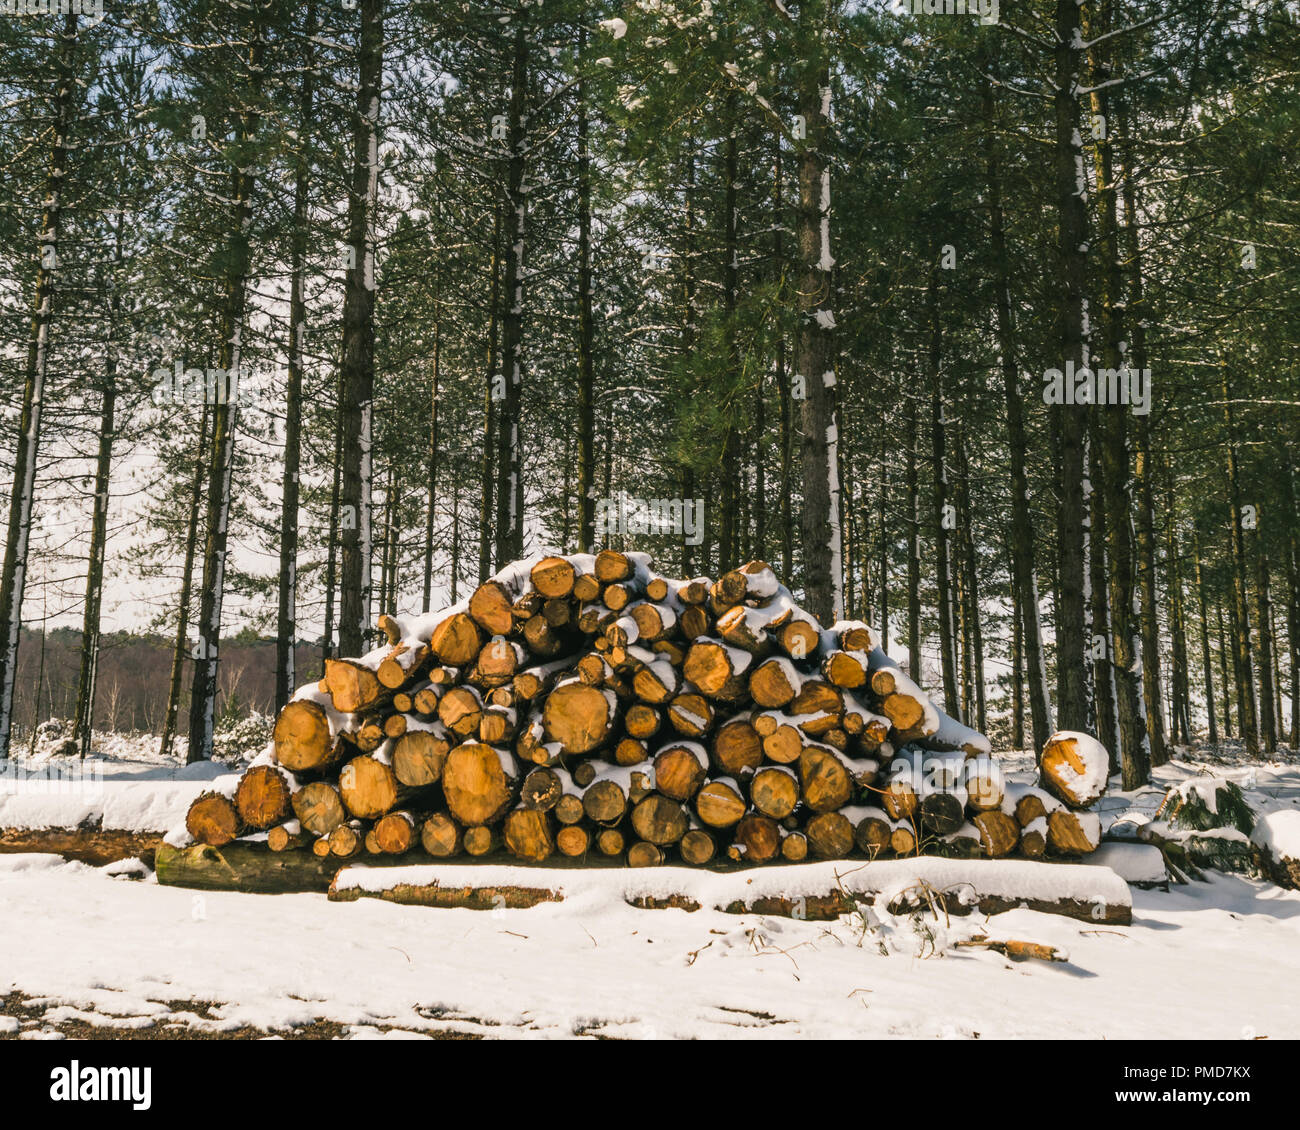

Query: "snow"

xmin=2 ymin=852 xmax=1298 ymax=1039
xmin=0 ymin=755 xmax=231 ymax=833
xmin=332 ymin=856 xmax=1129 ymax=911
xmin=1252 ymin=811 xmax=1300 ymax=861
xmin=3 ymin=742 xmax=1300 ymax=1038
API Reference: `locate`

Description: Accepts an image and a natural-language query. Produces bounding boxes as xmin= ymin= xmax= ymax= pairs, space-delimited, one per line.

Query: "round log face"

xmin=732 ymin=814 xmax=781 ymax=863
xmin=582 ymin=780 xmax=627 ymax=824
xmin=292 ymin=782 xmax=346 ymax=836
xmin=624 ymin=705 xmax=660 ymax=738
xmin=679 ymin=829 xmax=715 ymax=865
xmin=542 ymin=682 xmax=611 ymax=754
xmin=631 ymin=795 xmax=688 ymax=845
xmin=373 ymin=811 xmax=416 ymax=854
xmin=713 ymin=719 xmax=762 ymax=775
xmin=683 ymin=642 xmax=742 ymax=699
xmin=421 ymin=814 xmax=462 ymax=857
xmin=235 ymin=766 xmax=292 ymax=830
xmin=504 ymin=809 xmax=555 ymax=862
xmin=391 ymin=730 xmax=449 ymax=787
xmin=531 ymin=556 xmax=577 ymax=598
xmin=556 ymin=825 xmax=590 ymax=856
xmin=323 ymin=659 xmax=382 ymax=714
xmin=431 ymin=612 xmax=484 ymax=666
xmin=273 ymin=700 xmax=333 ymax=771
xmin=749 ymin=658 xmax=797 ymax=707
xmin=469 ymin=582 xmax=514 ymax=635
xmin=751 ymin=767 xmax=799 ymax=819
xmin=653 ymin=746 xmax=707 ymax=801
xmin=186 ymin=793 xmax=240 ymax=847
xmin=806 ymin=812 xmax=854 ymax=859
xmin=338 ymin=756 xmax=399 ymax=821
xmin=799 ymin=748 xmax=853 ymax=813
xmin=695 ymin=780 xmax=747 ymax=828
xmin=443 ymin=743 xmax=514 ymax=826
xmin=594 ymin=549 xmax=632 ymax=582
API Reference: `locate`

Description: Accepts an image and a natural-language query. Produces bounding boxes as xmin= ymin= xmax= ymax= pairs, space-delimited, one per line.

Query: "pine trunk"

xmin=337 ymin=0 xmax=384 ymax=657
xmin=0 ymin=13 xmax=77 ymax=758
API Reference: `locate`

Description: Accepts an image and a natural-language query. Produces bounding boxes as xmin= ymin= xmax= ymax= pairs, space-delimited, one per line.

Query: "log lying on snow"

xmin=321 ymin=857 xmax=1131 ymax=925
xmin=0 ymin=827 xmax=163 ymax=867
xmin=183 ymin=552 xmax=1111 ymax=879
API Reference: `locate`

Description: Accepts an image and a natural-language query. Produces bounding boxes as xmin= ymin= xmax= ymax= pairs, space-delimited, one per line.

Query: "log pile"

xmin=185 ymin=552 xmax=1108 ymax=869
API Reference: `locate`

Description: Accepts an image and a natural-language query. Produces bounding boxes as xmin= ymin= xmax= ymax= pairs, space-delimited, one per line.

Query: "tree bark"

xmin=186 ymin=16 xmax=266 ymax=762
xmin=494 ymin=12 xmax=529 ymax=566
xmin=337 ymin=0 xmax=384 ymax=657
xmin=0 ymin=12 xmax=78 ymax=759
xmin=576 ymin=29 xmax=597 ymax=554
xmin=1193 ymin=532 xmax=1218 ymax=744
xmin=1049 ymin=0 xmax=1092 ymax=734
xmin=160 ymin=399 xmax=209 ymax=761
xmin=979 ymin=53 xmax=1052 ymax=752
xmin=74 ymin=212 xmax=123 ymax=756
xmin=794 ymin=0 xmax=840 ymax=624
xmin=1222 ymin=368 xmax=1260 ymax=755
xmin=276 ymin=4 xmax=316 ymax=709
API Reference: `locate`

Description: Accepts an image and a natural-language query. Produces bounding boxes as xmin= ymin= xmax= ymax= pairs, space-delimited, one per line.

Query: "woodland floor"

xmin=0 ymin=738 xmax=1297 ymax=1040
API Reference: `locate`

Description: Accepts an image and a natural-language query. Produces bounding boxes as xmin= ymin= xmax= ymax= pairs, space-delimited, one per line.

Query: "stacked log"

xmin=187 ymin=552 xmax=1109 ymax=868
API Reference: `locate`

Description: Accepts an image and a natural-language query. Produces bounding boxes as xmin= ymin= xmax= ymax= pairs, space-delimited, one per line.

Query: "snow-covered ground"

xmin=0 ymin=738 xmax=1297 ymax=1040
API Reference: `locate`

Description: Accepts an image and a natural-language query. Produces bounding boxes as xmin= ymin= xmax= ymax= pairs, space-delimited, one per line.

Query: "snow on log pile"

xmin=180 ymin=552 xmax=1112 ymax=873
xmin=1252 ymin=811 xmax=1300 ymax=890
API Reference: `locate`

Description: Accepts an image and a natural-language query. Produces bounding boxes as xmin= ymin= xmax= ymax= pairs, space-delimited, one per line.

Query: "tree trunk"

xmin=322 ymin=369 xmax=343 ymax=671
xmin=1089 ymin=420 xmax=1119 ymax=770
xmin=0 ymin=12 xmax=77 ymax=759
xmin=479 ymin=201 xmax=501 ymax=583
xmin=1009 ymin=539 xmax=1026 ymax=750
xmin=1222 ymin=369 xmax=1260 ymax=755
xmin=337 ymin=0 xmax=384 ymax=657
xmin=905 ymin=391 xmax=922 ymax=681
xmin=774 ymin=150 xmax=793 ymax=582
xmin=926 ymin=270 xmax=959 ymax=717
xmin=979 ymin=54 xmax=1052 ymax=752
xmin=1193 ymin=532 xmax=1218 ymax=745
xmin=276 ymin=7 xmax=316 ymax=709
xmin=422 ymin=296 xmax=440 ymax=610
xmin=186 ymin=18 xmax=266 ymax=763
xmin=1256 ymin=538 xmax=1278 ymax=754
xmin=794 ymin=0 xmax=840 ymax=624
xmin=1166 ymin=492 xmax=1192 ymax=746
xmin=1090 ymin=46 xmax=1148 ymax=788
xmin=1284 ymin=460 xmax=1300 ymax=749
xmin=576 ymin=31 xmax=597 ymax=554
xmin=719 ymin=101 xmax=741 ymax=571
xmin=494 ymin=14 xmax=529 ymax=567
xmin=1216 ymin=600 xmax=1234 ymax=737
xmin=160 ymin=399 xmax=209 ymax=761
xmin=955 ymin=422 xmax=986 ymax=732
xmin=1049 ymin=0 xmax=1092 ymax=734
xmin=74 ymin=212 xmax=123 ymax=757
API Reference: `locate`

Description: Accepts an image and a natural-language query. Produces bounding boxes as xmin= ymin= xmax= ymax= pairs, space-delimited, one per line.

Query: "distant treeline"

xmin=12 ymin=628 xmax=321 ymax=739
